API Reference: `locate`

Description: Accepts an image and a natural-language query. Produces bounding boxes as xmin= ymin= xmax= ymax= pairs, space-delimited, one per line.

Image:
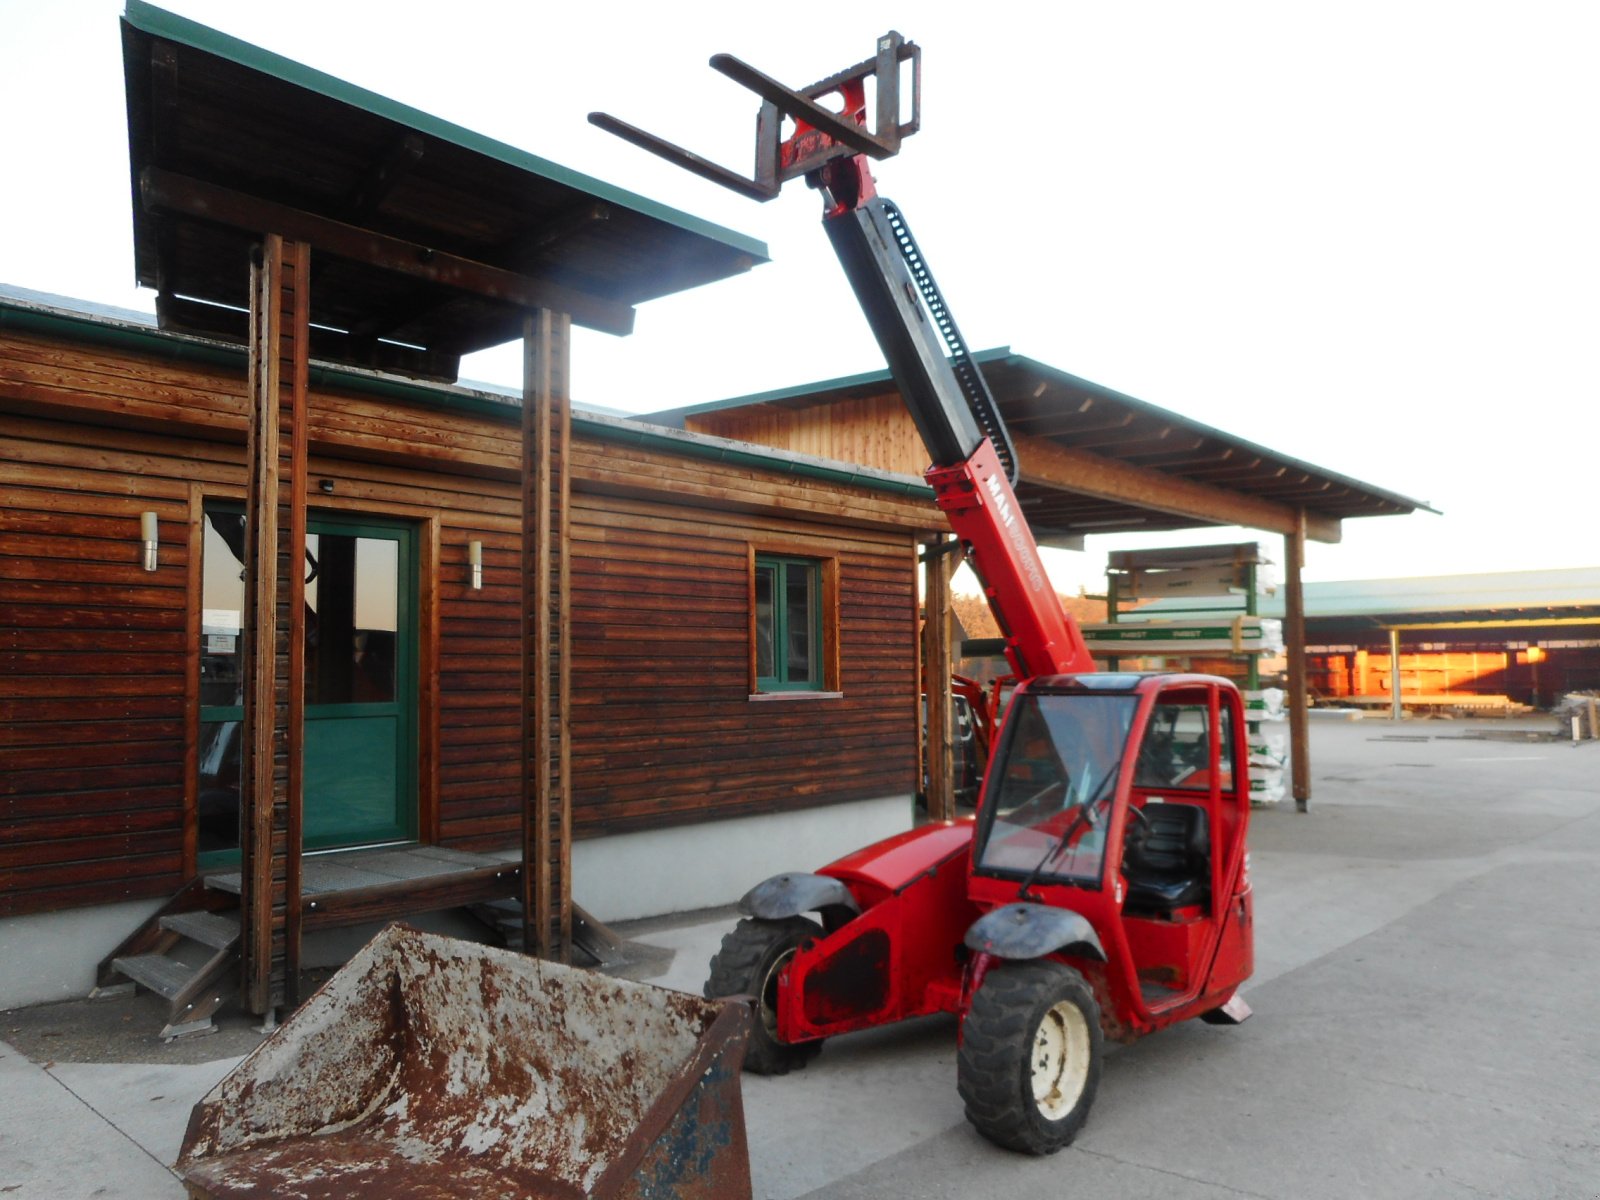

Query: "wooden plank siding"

xmin=0 ymin=322 xmax=937 ymax=919
xmin=1 ymin=409 xmax=197 ymax=914
xmin=686 ymin=391 xmax=927 ymax=479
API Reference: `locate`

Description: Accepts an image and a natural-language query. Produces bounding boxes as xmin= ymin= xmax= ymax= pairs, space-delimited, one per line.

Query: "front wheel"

xmin=957 ymin=960 xmax=1103 ymax=1154
xmin=705 ymin=916 xmax=824 ymax=1075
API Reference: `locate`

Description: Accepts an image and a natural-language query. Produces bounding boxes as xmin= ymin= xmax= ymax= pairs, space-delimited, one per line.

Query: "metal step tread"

xmin=160 ymin=910 xmax=240 ymax=949
xmin=113 ymin=953 xmax=197 ymax=1000
xmin=476 ymin=897 xmax=521 ymax=920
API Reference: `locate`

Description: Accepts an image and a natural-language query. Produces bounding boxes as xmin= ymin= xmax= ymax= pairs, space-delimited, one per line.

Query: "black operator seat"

xmin=1122 ymin=802 xmax=1210 ymax=916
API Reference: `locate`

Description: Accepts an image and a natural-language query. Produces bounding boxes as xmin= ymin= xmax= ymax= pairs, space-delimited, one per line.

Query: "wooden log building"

xmin=0 ymin=5 xmax=941 ymax=1017
xmin=0 ymin=278 xmax=940 ymax=1014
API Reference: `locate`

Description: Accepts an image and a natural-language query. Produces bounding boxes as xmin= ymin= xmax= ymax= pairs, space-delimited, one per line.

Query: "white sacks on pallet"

xmin=1246 ymin=688 xmax=1287 ymax=805
xmin=1249 ymin=723 xmax=1288 ymax=770
xmin=1249 ymin=766 xmax=1287 ymax=805
xmin=1245 ymin=688 xmax=1286 ymax=721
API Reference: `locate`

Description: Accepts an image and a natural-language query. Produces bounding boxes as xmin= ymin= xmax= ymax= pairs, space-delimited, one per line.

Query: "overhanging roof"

xmin=0 ymin=283 xmax=930 ymax=504
xmin=120 ymin=1 xmax=767 ymax=381
xmin=653 ymin=348 xmax=1434 ymax=544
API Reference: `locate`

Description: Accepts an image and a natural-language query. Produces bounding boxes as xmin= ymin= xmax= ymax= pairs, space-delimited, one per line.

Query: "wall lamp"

xmin=468 ymin=540 xmax=483 ymax=591
xmin=141 ymin=511 xmax=159 ymax=572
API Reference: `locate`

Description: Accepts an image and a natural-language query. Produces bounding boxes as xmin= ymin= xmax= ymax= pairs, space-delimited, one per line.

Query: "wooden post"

xmin=1283 ymin=510 xmax=1310 ymax=813
xmin=911 ymin=536 xmax=925 ymax=812
xmin=520 ymin=309 xmax=573 ymax=962
xmin=922 ymin=536 xmax=956 ymax=823
xmin=239 ymin=235 xmax=311 ymax=1015
xmin=1389 ymin=629 xmax=1404 ymax=721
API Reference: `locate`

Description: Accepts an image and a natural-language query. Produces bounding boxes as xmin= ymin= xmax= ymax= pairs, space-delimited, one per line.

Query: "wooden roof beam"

xmin=155 ymin=292 xmax=462 ymax=379
xmin=347 ymin=133 xmax=427 ymax=224
xmin=499 ymin=201 xmax=613 ymax=270
xmin=1118 ymin=446 xmax=1236 ymax=471
xmin=1003 ymin=408 xmax=1135 ymax=435
xmin=139 ymin=168 xmax=637 ymax=336
xmin=1014 ymin=433 xmax=1342 ymax=543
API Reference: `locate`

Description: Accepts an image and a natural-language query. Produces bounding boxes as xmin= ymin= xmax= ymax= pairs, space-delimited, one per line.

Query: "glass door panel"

xmin=198 ymin=507 xmax=416 ymax=864
xmin=302 ymin=524 xmax=413 ymax=849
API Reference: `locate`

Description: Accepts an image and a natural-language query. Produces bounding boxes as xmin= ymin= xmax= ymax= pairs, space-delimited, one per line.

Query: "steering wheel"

xmin=1124 ymin=804 xmax=1152 ymax=837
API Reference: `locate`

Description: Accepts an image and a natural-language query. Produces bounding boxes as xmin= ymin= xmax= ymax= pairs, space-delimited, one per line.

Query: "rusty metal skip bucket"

xmin=176 ymin=925 xmax=754 ymax=1199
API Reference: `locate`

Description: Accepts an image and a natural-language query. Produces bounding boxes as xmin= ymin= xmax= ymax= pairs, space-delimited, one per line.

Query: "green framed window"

xmin=753 ymin=553 xmax=824 ymax=692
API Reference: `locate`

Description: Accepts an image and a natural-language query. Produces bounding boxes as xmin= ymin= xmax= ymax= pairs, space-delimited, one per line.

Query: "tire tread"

xmin=956 ymin=960 xmax=1103 ymax=1154
xmin=705 ymin=916 xmax=823 ymax=1075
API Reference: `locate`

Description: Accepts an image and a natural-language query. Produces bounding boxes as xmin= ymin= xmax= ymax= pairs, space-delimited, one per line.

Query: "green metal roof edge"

xmin=645 ymin=347 xmax=1014 ymax=423
xmin=0 ymin=293 xmax=931 ymax=501
xmin=120 ymin=1 xmax=769 ymax=265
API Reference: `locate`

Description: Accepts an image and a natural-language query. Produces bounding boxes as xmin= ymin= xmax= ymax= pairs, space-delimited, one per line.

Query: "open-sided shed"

xmin=653 ymin=348 xmax=1432 ymax=812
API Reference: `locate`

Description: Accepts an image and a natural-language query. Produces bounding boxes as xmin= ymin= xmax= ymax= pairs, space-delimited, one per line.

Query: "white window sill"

xmin=748 ymin=691 xmax=844 ymax=702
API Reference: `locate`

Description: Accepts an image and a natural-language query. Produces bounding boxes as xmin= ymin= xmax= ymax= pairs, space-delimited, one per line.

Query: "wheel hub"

xmin=759 ymin=948 xmax=797 ymax=1038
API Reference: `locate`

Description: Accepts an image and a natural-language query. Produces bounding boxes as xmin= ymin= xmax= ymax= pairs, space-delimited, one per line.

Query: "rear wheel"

xmin=705 ymin=916 xmax=824 ymax=1074
xmin=957 ymin=960 xmax=1103 ymax=1154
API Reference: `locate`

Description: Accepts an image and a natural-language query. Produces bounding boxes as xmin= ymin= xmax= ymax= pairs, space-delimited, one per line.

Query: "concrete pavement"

xmin=3 ymin=717 xmax=1597 ymax=1198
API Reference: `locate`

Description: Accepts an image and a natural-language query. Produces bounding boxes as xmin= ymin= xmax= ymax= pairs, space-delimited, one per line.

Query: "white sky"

xmin=3 ymin=1 xmax=1596 ymax=593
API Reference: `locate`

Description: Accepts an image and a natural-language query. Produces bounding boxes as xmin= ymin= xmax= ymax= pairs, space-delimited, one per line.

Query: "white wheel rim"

xmin=759 ymin=948 xmax=797 ymax=1038
xmin=1031 ymin=999 xmax=1091 ymax=1119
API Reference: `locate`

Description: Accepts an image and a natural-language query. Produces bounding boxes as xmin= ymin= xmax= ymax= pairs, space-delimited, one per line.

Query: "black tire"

xmin=957 ymin=960 xmax=1103 ymax=1154
xmin=705 ymin=916 xmax=824 ymax=1075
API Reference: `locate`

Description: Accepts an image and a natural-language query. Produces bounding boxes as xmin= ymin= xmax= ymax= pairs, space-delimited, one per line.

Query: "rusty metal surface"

xmin=178 ymin=925 xmax=752 ymax=1199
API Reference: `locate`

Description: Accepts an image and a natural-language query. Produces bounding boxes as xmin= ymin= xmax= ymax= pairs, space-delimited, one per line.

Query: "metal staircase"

xmin=93 ymin=880 xmax=241 ymax=1040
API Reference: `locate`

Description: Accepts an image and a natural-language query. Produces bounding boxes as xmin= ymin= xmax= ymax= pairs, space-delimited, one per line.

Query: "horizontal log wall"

xmin=2 ymin=410 xmax=206 ymax=914
xmin=0 ymin=323 xmax=932 ymax=917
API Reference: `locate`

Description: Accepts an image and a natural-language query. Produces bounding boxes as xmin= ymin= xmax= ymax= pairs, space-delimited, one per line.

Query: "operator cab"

xmin=969 ymin=675 xmax=1142 ymax=893
xmin=969 ymin=672 xmax=1250 ymax=1018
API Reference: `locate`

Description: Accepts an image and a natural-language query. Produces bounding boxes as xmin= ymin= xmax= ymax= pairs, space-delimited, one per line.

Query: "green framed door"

xmin=301 ymin=513 xmax=417 ymax=849
xmin=198 ymin=507 xmax=418 ymax=864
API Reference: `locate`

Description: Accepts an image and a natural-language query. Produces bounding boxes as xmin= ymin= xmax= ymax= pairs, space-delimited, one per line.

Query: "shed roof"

xmin=652 ymin=348 xmax=1434 ymax=542
xmin=1129 ymin=567 xmax=1600 ymax=630
xmin=120 ymin=1 xmax=767 ymax=381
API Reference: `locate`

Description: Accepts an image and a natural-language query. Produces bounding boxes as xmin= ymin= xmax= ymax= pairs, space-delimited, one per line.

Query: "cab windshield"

xmin=973 ymin=693 xmax=1138 ymax=887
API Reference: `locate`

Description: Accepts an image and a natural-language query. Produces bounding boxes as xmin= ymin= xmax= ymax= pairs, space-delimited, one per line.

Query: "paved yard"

xmin=4 ymin=717 xmax=1597 ymax=1198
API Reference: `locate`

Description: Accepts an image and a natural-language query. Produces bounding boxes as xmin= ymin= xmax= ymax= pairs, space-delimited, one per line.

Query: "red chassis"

xmin=760 ymin=671 xmax=1252 ymax=1051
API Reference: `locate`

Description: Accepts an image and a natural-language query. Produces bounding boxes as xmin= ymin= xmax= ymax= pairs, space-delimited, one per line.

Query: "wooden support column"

xmin=520 ymin=309 xmax=573 ymax=962
xmin=239 ymin=235 xmax=311 ymax=1014
xmin=1283 ymin=509 xmax=1310 ymax=813
xmin=922 ymin=536 xmax=956 ymax=823
xmin=1388 ymin=629 xmax=1404 ymax=721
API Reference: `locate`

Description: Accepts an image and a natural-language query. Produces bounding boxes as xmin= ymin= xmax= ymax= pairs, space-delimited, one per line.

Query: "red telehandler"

xmin=593 ymin=32 xmax=1254 ymax=1155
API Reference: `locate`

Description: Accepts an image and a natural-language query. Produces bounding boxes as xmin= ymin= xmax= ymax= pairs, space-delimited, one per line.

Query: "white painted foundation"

xmin=0 ymin=795 xmax=915 ymax=1009
xmin=0 ymin=897 xmax=163 ymax=1010
xmin=571 ymin=795 xmax=915 ymax=923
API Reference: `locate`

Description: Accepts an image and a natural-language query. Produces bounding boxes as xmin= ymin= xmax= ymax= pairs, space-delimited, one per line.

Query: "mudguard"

xmin=739 ymin=873 xmax=862 ymax=922
xmin=964 ymin=902 xmax=1106 ymax=962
